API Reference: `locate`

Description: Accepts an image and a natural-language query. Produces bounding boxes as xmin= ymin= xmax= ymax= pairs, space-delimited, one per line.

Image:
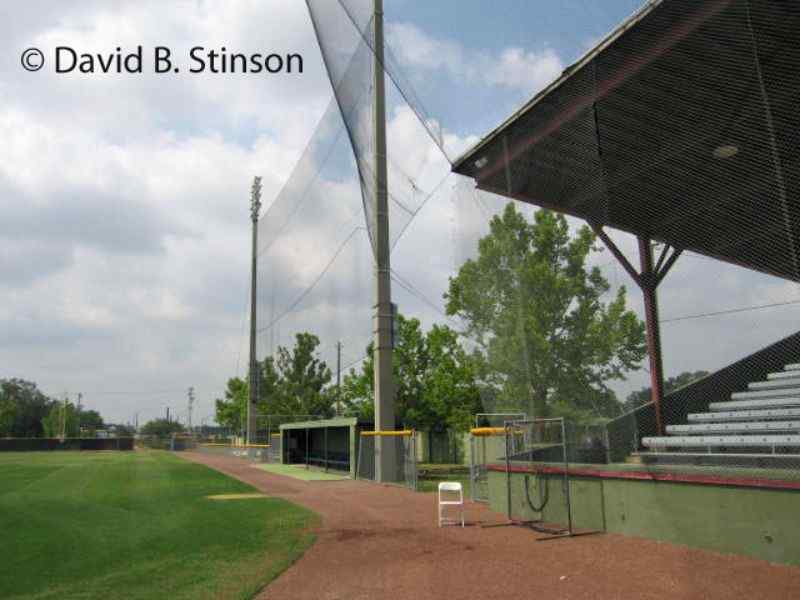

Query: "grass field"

xmin=253 ymin=463 xmax=348 ymax=481
xmin=0 ymin=450 xmax=317 ymax=600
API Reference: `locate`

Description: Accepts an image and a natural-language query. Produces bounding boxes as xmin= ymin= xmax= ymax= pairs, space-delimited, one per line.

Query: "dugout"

xmin=280 ymin=417 xmax=372 ymax=478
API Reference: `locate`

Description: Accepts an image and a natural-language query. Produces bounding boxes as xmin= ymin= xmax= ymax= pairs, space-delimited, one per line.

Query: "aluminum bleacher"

xmin=641 ymin=363 xmax=800 ymax=464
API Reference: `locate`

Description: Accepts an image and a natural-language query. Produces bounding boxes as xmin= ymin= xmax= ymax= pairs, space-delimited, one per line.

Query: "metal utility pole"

xmin=247 ymin=176 xmax=263 ymax=446
xmin=336 ymin=341 xmax=342 ymax=417
xmin=187 ymin=387 xmax=195 ymax=431
xmin=166 ymin=407 xmax=170 ymax=422
xmin=372 ymin=0 xmax=397 ymax=482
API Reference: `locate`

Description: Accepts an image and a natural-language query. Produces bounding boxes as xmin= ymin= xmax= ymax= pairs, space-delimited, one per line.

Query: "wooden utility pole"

xmin=248 ymin=177 xmax=263 ymax=446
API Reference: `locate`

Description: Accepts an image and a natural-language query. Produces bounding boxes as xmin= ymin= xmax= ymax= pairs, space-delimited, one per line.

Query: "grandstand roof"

xmin=453 ymin=0 xmax=799 ymax=282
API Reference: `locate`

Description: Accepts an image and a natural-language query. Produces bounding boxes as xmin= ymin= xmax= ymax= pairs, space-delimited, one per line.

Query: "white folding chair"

xmin=438 ymin=482 xmax=465 ymax=527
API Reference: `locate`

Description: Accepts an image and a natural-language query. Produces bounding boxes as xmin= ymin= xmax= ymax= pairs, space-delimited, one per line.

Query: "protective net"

xmin=251 ymin=0 xmax=800 ymax=563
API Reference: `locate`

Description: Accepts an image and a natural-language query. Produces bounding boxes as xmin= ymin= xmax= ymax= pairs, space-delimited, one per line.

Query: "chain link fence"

xmin=356 ymin=431 xmax=417 ymax=491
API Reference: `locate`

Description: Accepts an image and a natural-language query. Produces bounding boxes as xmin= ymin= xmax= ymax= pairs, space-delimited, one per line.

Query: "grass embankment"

xmin=0 ymin=450 xmax=317 ymax=600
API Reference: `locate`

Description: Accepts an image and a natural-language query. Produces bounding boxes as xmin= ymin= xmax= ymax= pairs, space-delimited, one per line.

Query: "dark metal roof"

xmin=453 ymin=0 xmax=799 ymax=282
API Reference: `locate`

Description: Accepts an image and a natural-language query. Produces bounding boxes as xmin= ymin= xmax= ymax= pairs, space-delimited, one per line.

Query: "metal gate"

xmin=469 ymin=427 xmax=507 ymax=502
xmin=356 ymin=430 xmax=417 ymax=491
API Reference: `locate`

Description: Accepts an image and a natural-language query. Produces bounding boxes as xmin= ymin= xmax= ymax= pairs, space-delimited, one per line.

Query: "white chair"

xmin=438 ymin=482 xmax=465 ymax=527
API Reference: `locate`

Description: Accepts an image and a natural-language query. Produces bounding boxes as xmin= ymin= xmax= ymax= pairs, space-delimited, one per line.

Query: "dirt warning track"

xmin=183 ymin=452 xmax=800 ymax=600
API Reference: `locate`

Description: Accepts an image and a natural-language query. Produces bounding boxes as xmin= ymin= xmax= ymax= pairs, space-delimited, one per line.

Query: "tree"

xmin=445 ymin=205 xmax=646 ymax=422
xmin=42 ymin=401 xmax=80 ymax=438
xmin=340 ymin=315 xmax=482 ymax=431
xmin=214 ymin=377 xmax=248 ymax=432
xmin=340 ymin=315 xmax=426 ymax=424
xmin=214 ymin=333 xmax=335 ymax=433
xmin=272 ymin=333 xmax=333 ymax=416
xmin=0 ymin=392 xmax=13 ymax=437
xmin=623 ymin=370 xmax=710 ymax=413
xmin=0 ymin=379 xmax=55 ymax=438
xmin=78 ymin=409 xmax=104 ymax=436
xmin=413 ymin=323 xmax=482 ymax=432
xmin=139 ymin=418 xmax=184 ymax=437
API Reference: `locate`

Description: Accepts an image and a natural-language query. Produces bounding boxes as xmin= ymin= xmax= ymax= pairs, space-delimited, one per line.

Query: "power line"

xmin=80 ymin=389 xmax=186 ymax=396
xmin=661 ymin=299 xmax=800 ymax=324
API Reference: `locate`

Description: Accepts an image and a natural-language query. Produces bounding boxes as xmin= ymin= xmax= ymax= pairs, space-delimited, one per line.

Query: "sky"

xmin=2 ymin=0 xmax=798 ymax=427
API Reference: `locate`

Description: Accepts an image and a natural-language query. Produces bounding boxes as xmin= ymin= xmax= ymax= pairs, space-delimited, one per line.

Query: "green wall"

xmin=488 ymin=469 xmax=800 ymax=565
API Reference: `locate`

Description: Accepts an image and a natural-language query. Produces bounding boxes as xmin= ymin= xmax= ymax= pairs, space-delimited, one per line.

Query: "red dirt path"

xmin=183 ymin=452 xmax=800 ymax=600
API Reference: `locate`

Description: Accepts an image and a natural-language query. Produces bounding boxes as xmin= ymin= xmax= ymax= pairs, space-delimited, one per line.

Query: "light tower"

xmin=247 ymin=176 xmax=263 ymax=446
xmin=187 ymin=387 xmax=195 ymax=431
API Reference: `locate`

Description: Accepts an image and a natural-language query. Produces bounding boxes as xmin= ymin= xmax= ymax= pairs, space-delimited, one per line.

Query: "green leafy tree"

xmin=340 ymin=316 xmax=482 ymax=431
xmin=445 ymin=205 xmax=646 ymax=422
xmin=42 ymin=401 xmax=80 ymax=438
xmin=0 ymin=393 xmax=13 ymax=437
xmin=78 ymin=409 xmax=104 ymax=436
xmin=0 ymin=379 xmax=55 ymax=438
xmin=623 ymin=370 xmax=710 ymax=413
xmin=272 ymin=333 xmax=333 ymax=416
xmin=215 ymin=333 xmax=335 ymax=432
xmin=340 ymin=315 xmax=426 ymax=424
xmin=214 ymin=377 xmax=248 ymax=432
xmin=414 ymin=323 xmax=482 ymax=431
xmin=139 ymin=418 xmax=184 ymax=437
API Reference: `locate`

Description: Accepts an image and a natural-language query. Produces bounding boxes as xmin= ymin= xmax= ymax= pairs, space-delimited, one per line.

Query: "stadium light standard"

xmin=247 ymin=176 xmax=263 ymax=446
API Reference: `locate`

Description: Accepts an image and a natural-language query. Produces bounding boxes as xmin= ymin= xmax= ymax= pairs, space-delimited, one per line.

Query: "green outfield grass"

xmin=0 ymin=450 xmax=317 ymax=600
xmin=253 ymin=463 xmax=348 ymax=481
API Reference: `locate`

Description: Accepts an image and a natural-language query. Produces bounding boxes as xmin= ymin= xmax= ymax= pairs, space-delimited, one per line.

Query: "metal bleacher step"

xmin=730 ymin=387 xmax=800 ymax=401
xmin=688 ymin=407 xmax=800 ymax=422
xmin=710 ymin=397 xmax=800 ymax=411
xmin=666 ymin=421 xmax=800 ymax=435
xmin=767 ymin=371 xmax=800 ymax=381
xmin=642 ymin=434 xmax=800 ymax=448
xmin=634 ymin=451 xmax=800 ymax=468
xmin=750 ymin=378 xmax=800 ymax=391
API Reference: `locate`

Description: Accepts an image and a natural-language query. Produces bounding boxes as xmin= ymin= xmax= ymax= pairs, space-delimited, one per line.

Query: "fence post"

xmin=505 ymin=425 xmax=512 ymax=520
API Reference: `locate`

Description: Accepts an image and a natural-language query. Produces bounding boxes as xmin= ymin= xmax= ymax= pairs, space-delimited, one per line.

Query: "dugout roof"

xmin=452 ymin=0 xmax=799 ymax=282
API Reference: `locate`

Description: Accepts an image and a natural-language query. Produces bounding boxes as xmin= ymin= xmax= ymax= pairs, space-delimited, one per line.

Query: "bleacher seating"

xmin=641 ymin=363 xmax=800 ymax=466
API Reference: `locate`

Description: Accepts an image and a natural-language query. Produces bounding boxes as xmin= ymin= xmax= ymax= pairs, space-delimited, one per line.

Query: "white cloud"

xmin=386 ymin=22 xmax=563 ymax=95
xmin=1 ymin=1 xmax=796 ymax=427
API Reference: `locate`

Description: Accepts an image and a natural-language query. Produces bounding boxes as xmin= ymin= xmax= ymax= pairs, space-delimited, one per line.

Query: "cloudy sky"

xmin=2 ymin=0 xmax=798 ymax=426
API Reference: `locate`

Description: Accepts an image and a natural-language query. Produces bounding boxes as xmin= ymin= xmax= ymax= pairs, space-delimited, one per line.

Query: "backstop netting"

xmin=259 ymin=2 xmax=800 ymax=559
xmin=356 ymin=431 xmax=417 ymax=491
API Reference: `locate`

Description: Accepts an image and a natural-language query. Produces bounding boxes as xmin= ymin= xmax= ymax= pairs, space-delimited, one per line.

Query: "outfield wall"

xmin=488 ymin=464 xmax=800 ymax=565
xmin=0 ymin=438 xmax=134 ymax=451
